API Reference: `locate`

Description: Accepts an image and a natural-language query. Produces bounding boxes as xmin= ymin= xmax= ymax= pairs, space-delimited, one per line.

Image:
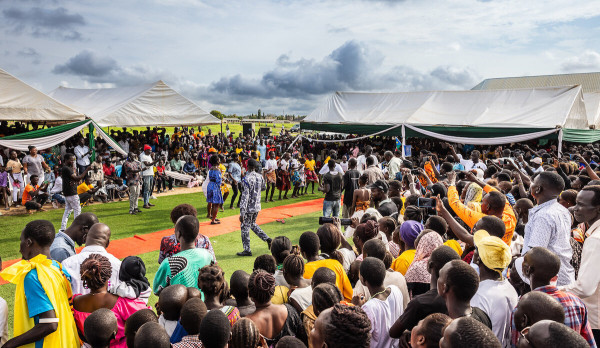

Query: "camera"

xmin=503 ymin=159 xmax=509 ymax=165
xmin=319 ymin=217 xmax=353 ymax=226
xmin=417 ymin=197 xmax=436 ymax=208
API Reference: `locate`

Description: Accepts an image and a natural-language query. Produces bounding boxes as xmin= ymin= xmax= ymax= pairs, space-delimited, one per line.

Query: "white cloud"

xmin=561 ymin=50 xmax=600 ymax=72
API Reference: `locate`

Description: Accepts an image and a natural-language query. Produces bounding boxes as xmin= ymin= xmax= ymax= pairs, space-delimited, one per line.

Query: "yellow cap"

xmin=473 ymin=230 xmax=512 ymax=272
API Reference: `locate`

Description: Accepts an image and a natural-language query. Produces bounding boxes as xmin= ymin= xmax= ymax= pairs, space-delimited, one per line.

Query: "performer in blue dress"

xmin=206 ymin=155 xmax=223 ymax=225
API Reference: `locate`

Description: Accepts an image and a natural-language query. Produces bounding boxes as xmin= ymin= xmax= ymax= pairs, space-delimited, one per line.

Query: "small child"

xmin=156 ymin=284 xmax=188 ymax=337
xmin=84 ymin=308 xmax=118 ymax=348
xmin=134 ymin=322 xmax=171 ymax=348
xmin=0 ymin=166 xmax=9 ymax=210
xmin=228 ymin=270 xmax=255 ymax=317
xmin=172 ymin=298 xmax=207 ymax=348
xmin=124 ymin=309 xmax=157 ymax=348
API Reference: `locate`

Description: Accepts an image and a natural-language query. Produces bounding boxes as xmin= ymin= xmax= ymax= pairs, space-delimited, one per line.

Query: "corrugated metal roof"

xmin=472 ymin=72 xmax=600 ymax=93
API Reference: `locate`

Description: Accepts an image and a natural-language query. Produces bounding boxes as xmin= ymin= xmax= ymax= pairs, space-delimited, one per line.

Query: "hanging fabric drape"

xmin=0 ymin=119 xmax=127 ymax=156
xmin=404 ymin=124 xmax=560 ymax=145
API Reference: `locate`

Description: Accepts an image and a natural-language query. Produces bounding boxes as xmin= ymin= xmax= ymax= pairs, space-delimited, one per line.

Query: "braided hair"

xmin=198 ymin=265 xmax=226 ymax=298
xmin=230 ymin=318 xmax=261 ymax=348
xmin=248 ymin=270 xmax=276 ymax=305
xmin=324 ymin=304 xmax=371 ymax=348
xmin=354 ymin=220 xmax=378 ymax=243
xmin=312 ymin=283 xmax=342 ymax=316
xmin=81 ymin=254 xmax=112 ymax=292
xmin=282 ymin=254 xmax=304 ymax=279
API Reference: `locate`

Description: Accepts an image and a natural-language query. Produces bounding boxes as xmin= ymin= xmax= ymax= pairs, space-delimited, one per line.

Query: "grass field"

xmin=0 ymin=189 xmax=322 ymax=337
xmin=98 ymin=122 xmax=297 ymax=138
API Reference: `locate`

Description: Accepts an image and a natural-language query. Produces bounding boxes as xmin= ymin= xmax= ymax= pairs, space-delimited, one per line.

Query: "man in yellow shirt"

xmin=77 ymin=176 xmax=100 ymax=205
xmin=446 ymin=171 xmax=516 ymax=245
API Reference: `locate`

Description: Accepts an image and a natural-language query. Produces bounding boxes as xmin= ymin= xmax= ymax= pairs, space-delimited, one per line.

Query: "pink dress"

xmin=72 ymin=294 xmax=150 ymax=348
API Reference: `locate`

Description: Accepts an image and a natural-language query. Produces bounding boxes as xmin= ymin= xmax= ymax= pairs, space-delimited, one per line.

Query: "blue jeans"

xmin=52 ymin=193 xmax=65 ymax=204
xmin=142 ymin=175 xmax=154 ymax=206
xmin=323 ymin=199 xmax=340 ymax=218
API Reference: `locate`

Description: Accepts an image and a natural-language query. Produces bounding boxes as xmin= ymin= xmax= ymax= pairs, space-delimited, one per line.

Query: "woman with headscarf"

xmin=391 ymin=220 xmax=424 ymax=275
xmin=404 ymin=231 xmax=444 ymax=297
xmin=114 ymin=256 xmax=152 ymax=303
xmin=463 ymin=182 xmax=483 ymax=206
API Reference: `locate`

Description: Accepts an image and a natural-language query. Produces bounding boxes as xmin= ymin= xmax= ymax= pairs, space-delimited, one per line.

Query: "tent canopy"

xmin=0 ymin=68 xmax=85 ymax=122
xmin=302 ymin=86 xmax=588 ymax=132
xmin=49 ymin=81 xmax=219 ymax=127
xmin=472 ymin=72 xmax=600 ymax=128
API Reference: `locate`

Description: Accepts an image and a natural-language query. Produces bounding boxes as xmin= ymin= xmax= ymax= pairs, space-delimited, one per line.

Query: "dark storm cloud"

xmin=208 ymin=40 xmax=479 ymax=100
xmin=2 ymin=6 xmax=85 ymax=40
xmin=53 ymin=50 xmax=118 ymax=77
xmin=52 ymin=50 xmax=177 ymax=86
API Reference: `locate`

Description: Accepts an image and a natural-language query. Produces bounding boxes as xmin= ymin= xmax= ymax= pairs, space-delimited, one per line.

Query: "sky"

xmin=1 ymin=0 xmax=600 ymax=116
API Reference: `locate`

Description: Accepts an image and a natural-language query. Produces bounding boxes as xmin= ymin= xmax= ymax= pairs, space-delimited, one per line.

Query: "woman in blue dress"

xmin=206 ymin=155 xmax=223 ymax=224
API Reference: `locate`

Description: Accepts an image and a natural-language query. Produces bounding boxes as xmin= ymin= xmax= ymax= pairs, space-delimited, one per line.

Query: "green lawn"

xmin=0 ymin=190 xmax=321 ymax=260
xmin=98 ymin=122 xmax=297 ymax=138
xmin=0 ymin=210 xmax=322 ymax=337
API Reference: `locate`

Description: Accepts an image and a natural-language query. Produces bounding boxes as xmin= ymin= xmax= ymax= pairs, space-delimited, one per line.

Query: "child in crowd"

xmin=227 ymin=270 xmax=256 ymax=317
xmin=172 ymin=298 xmax=207 ymax=348
xmin=156 ymin=284 xmax=189 ymax=337
xmin=83 ymin=309 xmax=118 ymax=348
xmin=134 ymin=322 xmax=171 ymax=348
xmin=124 ymin=309 xmax=158 ymax=348
xmin=378 ymin=217 xmax=399 ymax=258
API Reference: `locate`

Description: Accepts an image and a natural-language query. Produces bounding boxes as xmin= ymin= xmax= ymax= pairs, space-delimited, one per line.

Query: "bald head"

xmin=85 ymin=223 xmax=112 ymax=248
xmin=515 ymin=291 xmax=564 ymax=331
xmin=73 ymin=212 xmax=99 ymax=227
xmin=525 ymin=247 xmax=560 ymax=285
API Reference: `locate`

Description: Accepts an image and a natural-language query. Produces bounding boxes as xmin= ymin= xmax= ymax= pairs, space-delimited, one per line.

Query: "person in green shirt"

xmin=153 ymin=215 xmax=213 ymax=297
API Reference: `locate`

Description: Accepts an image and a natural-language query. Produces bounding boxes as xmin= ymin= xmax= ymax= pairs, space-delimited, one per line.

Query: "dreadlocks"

xmin=80 ymin=254 xmax=112 ymax=292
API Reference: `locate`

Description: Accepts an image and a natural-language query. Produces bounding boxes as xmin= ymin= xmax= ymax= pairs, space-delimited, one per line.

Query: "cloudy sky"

xmin=1 ymin=0 xmax=600 ymax=115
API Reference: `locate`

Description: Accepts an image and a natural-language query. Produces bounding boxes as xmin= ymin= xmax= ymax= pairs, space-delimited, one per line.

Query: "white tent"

xmin=0 ymin=68 xmax=85 ymax=122
xmin=301 ymin=86 xmax=592 ymax=147
xmin=49 ymin=81 xmax=219 ymax=127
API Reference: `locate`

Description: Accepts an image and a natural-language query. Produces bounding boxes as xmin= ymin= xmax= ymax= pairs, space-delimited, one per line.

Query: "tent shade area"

xmin=49 ymin=81 xmax=220 ymax=127
xmin=0 ymin=68 xmax=85 ymax=123
xmin=472 ymin=71 xmax=600 ymax=128
xmin=301 ymin=86 xmax=591 ymax=146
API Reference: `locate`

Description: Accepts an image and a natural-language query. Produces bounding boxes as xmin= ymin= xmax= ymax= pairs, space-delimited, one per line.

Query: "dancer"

xmin=264 ymin=151 xmax=278 ymax=202
xmin=61 ymin=154 xmax=91 ymax=232
xmin=218 ymin=154 xmax=229 ymax=212
xmin=6 ymin=150 xmax=24 ymax=206
xmin=237 ymin=159 xmax=272 ymax=256
xmin=304 ymin=153 xmax=318 ymax=194
xmin=206 ymin=155 xmax=223 ymax=225
xmin=276 ymin=152 xmax=291 ymax=200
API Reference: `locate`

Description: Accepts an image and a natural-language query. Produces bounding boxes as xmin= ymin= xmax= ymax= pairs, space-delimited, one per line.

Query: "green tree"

xmin=257 ymin=109 xmax=262 ymax=118
xmin=210 ymin=110 xmax=224 ymax=120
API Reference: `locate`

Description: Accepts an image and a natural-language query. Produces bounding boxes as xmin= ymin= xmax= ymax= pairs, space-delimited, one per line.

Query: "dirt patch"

xmin=0 ymin=186 xmax=203 ymax=217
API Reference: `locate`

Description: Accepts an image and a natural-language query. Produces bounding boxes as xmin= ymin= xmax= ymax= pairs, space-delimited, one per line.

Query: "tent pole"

xmin=401 ymin=124 xmax=406 ymax=159
xmin=89 ymin=123 xmax=96 ymax=162
xmin=558 ymin=128 xmax=563 ymax=158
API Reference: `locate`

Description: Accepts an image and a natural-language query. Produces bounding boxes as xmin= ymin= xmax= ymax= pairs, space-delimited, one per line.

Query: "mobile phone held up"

xmin=319 ymin=217 xmax=353 ymax=226
xmin=417 ymin=197 xmax=435 ymax=208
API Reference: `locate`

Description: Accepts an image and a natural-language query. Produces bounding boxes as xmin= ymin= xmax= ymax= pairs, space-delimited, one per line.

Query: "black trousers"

xmin=230 ymin=182 xmax=243 ymax=208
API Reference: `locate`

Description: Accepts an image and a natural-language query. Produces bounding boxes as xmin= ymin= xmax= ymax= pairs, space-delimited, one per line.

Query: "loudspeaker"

xmin=242 ymin=123 xmax=254 ymax=136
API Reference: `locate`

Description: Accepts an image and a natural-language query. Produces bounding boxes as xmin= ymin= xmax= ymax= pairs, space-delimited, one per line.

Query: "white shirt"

xmin=279 ymin=159 xmax=289 ymax=171
xmin=265 ymin=159 xmax=278 ymax=172
xmin=459 ymin=155 xmax=487 ymax=171
xmin=61 ymin=245 xmax=122 ymax=295
xmin=470 ymin=279 xmax=518 ymax=348
xmin=340 ymin=161 xmax=349 ymax=172
xmin=0 ymin=297 xmax=7 ymax=346
xmin=159 ymin=315 xmax=178 ymax=337
xmin=563 ymin=219 xmax=600 ymax=329
xmin=289 ymin=286 xmax=313 ymax=311
xmin=362 ymin=285 xmax=403 ymax=348
xmin=118 ymin=140 xmax=130 ymax=154
xmin=139 ymin=153 xmax=154 ymax=176
xmin=357 ymin=155 xmax=379 ymax=173
xmin=319 ymin=163 xmax=344 ymax=175
xmin=388 ymin=157 xmax=403 ymax=180
xmin=74 ymin=145 xmax=90 ymax=166
xmin=50 ymin=176 xmax=63 ymax=194
xmin=354 ymin=270 xmax=410 ymax=310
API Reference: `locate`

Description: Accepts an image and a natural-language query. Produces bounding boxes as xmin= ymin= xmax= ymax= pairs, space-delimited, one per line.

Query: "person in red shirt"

xmin=102 ymin=159 xmax=116 ymax=178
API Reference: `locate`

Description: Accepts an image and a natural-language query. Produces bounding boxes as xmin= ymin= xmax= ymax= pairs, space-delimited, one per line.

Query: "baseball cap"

xmin=531 ymin=157 xmax=542 ymax=164
xmin=368 ymin=179 xmax=389 ymax=193
xmin=473 ymin=230 xmax=512 ymax=274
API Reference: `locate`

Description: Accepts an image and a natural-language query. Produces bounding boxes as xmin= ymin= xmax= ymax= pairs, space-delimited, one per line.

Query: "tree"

xmin=210 ymin=110 xmax=224 ymax=120
xmin=257 ymin=109 xmax=262 ymax=118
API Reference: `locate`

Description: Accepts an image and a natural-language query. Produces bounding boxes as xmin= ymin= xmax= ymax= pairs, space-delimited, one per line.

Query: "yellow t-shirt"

xmin=235 ymin=148 xmax=243 ymax=154
xmin=444 ymin=240 xmax=463 ymax=257
xmin=271 ymin=285 xmax=289 ymax=304
xmin=391 ymin=249 xmax=416 ymax=275
xmin=304 ymin=259 xmax=353 ymax=301
xmin=77 ymin=182 xmax=93 ymax=195
xmin=305 ymin=160 xmax=315 ymax=171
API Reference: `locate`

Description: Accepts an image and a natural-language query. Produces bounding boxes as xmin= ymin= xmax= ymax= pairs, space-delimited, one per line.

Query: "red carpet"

xmin=0 ymin=198 xmax=324 ymax=285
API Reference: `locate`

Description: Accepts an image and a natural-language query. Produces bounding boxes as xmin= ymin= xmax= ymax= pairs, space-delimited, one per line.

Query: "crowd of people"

xmin=1 ymin=119 xmax=600 ymax=347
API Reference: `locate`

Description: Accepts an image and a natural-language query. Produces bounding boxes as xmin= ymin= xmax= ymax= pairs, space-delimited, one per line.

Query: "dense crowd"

xmin=1 ymin=120 xmax=600 ymax=348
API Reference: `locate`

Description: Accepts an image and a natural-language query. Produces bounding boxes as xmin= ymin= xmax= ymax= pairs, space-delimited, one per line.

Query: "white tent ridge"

xmin=49 ymin=81 xmax=219 ymax=127
xmin=0 ymin=68 xmax=85 ymax=122
xmin=303 ymin=86 xmax=588 ymax=130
